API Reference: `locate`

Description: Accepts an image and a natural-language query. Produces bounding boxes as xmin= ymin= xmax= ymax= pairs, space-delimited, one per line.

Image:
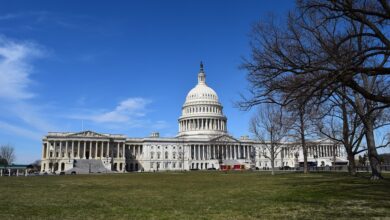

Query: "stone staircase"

xmin=66 ymin=159 xmax=111 ymax=174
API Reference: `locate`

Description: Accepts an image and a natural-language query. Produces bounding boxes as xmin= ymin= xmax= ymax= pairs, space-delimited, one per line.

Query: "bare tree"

xmin=240 ymin=0 xmax=390 ymax=180
xmin=0 ymin=144 xmax=15 ymax=166
xmin=250 ymin=104 xmax=289 ymax=175
xmin=316 ymin=88 xmax=365 ymax=175
xmin=285 ymin=101 xmax=319 ymax=174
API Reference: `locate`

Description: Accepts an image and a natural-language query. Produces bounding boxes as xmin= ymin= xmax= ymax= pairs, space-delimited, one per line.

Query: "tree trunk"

xmin=300 ymin=111 xmax=308 ymax=174
xmin=346 ymin=149 xmax=357 ymax=176
xmin=364 ymin=118 xmax=383 ymax=180
xmin=271 ymin=159 xmax=275 ymax=175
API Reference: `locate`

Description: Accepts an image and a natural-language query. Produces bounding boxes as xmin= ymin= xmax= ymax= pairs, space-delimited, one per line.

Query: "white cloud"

xmin=0 ymin=36 xmax=55 ymax=141
xmin=0 ymin=36 xmax=42 ymax=100
xmin=72 ymin=97 xmax=151 ymax=124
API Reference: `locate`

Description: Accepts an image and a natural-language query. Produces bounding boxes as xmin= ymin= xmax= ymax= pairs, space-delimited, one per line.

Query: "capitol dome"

xmin=185 ymin=72 xmax=219 ymax=104
xmin=178 ymin=62 xmax=227 ymax=137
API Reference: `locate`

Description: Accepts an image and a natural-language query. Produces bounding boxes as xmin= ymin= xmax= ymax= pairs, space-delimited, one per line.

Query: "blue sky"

xmin=0 ymin=0 xmax=300 ymax=163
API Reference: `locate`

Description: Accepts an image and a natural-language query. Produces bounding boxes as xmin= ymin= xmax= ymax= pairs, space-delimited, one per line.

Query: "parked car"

xmin=59 ymin=171 xmax=65 ymax=175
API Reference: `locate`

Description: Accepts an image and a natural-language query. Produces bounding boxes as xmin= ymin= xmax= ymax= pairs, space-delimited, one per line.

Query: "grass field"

xmin=0 ymin=172 xmax=389 ymax=219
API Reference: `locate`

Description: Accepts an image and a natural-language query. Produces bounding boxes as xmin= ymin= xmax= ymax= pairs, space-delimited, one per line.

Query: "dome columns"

xmin=178 ymin=117 xmax=227 ymax=133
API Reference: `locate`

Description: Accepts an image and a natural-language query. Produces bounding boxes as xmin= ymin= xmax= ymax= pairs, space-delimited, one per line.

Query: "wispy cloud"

xmin=0 ymin=120 xmax=42 ymax=141
xmin=0 ymin=36 xmax=55 ymax=140
xmin=93 ymin=98 xmax=151 ymax=123
xmin=0 ymin=35 xmax=43 ymax=100
xmin=71 ymin=97 xmax=151 ymax=123
xmin=0 ymin=12 xmax=24 ymax=21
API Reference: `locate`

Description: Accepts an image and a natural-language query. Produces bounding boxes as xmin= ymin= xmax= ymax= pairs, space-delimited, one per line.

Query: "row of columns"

xmin=308 ymin=145 xmax=341 ymax=158
xmin=179 ymin=118 xmax=226 ymax=132
xmin=128 ymin=145 xmax=143 ymax=159
xmin=184 ymin=106 xmax=221 ymax=114
xmin=278 ymin=145 xmax=342 ymax=159
xmin=191 ymin=144 xmax=251 ymax=160
xmin=42 ymin=140 xmax=126 ymax=160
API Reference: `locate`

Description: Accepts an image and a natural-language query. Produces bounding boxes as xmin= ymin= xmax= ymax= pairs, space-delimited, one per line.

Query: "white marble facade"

xmin=40 ymin=63 xmax=347 ymax=173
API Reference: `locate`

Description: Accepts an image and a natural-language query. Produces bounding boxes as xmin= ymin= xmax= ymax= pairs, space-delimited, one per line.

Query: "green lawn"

xmin=0 ymin=172 xmax=389 ymax=219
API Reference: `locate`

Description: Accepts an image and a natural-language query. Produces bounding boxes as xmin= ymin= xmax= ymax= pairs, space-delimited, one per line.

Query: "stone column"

xmin=65 ymin=141 xmax=68 ymax=158
xmin=116 ymin=143 xmax=119 ymax=158
xmin=89 ymin=141 xmax=92 ymax=159
xmin=71 ymin=141 xmax=74 ymax=158
xmin=100 ymin=141 xmax=104 ymax=159
xmin=83 ymin=141 xmax=87 ymax=159
xmin=77 ymin=141 xmax=80 ymax=158
xmin=59 ymin=141 xmax=63 ymax=158
xmin=203 ymin=145 xmax=206 ymax=160
xmin=199 ymin=145 xmax=202 ymax=160
xmin=107 ymin=142 xmax=110 ymax=158
xmin=122 ymin=143 xmax=125 ymax=159
xmin=197 ymin=145 xmax=199 ymax=160
xmin=46 ymin=141 xmax=50 ymax=158
xmin=95 ymin=142 xmax=98 ymax=158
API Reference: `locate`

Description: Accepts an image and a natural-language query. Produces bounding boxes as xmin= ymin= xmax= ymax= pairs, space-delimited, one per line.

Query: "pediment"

xmin=67 ymin=130 xmax=109 ymax=138
xmin=210 ymin=135 xmax=240 ymax=143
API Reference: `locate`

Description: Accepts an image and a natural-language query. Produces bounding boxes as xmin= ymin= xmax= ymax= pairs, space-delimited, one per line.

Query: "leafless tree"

xmin=240 ymin=0 xmax=390 ymax=179
xmin=285 ymin=100 xmax=320 ymax=174
xmin=250 ymin=104 xmax=289 ymax=175
xmin=0 ymin=144 xmax=15 ymax=166
xmin=299 ymin=0 xmax=390 ymax=104
xmin=316 ymin=88 xmax=365 ymax=175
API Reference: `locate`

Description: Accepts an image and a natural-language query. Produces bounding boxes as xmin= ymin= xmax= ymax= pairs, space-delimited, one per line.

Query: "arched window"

xmin=173 ymin=152 xmax=176 ymax=159
xmin=165 ymin=151 xmax=168 ymax=159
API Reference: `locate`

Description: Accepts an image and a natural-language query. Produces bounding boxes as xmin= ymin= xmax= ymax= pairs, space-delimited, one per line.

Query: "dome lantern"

xmin=198 ymin=61 xmax=206 ymax=85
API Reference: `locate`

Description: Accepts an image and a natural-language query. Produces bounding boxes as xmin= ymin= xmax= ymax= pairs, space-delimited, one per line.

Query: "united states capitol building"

xmin=40 ymin=64 xmax=347 ymax=174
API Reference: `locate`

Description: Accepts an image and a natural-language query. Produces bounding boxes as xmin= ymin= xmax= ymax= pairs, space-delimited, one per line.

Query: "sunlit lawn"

xmin=0 ymin=171 xmax=389 ymax=219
